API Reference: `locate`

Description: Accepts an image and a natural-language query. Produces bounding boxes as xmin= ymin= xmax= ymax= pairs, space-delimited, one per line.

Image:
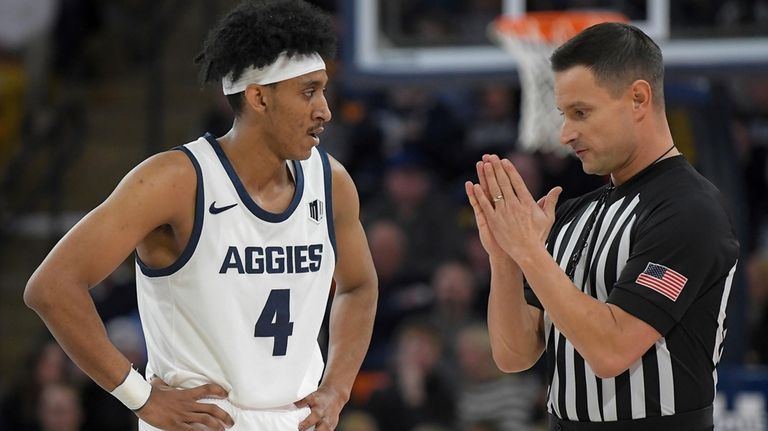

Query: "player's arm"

xmin=24 ymin=151 xmax=234 ymax=430
xmin=297 ymin=155 xmax=378 ymax=431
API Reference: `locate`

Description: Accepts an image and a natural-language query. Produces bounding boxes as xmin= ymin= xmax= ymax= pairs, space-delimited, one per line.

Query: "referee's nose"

xmin=560 ymin=117 xmax=578 ymax=147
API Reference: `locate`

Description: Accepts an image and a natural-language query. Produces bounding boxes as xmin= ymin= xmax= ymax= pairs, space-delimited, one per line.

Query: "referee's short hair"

xmin=550 ymin=22 xmax=665 ymax=109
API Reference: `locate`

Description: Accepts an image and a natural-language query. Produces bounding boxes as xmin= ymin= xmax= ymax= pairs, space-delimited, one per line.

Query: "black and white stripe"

xmin=532 ymin=157 xmax=740 ymax=423
xmin=546 ymin=195 xmax=645 ymax=421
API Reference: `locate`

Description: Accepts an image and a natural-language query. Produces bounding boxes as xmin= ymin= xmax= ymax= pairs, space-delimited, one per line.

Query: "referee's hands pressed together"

xmin=465 ymin=153 xmax=562 ymax=263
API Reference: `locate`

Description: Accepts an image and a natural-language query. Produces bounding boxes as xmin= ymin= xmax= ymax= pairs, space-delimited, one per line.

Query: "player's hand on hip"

xmin=295 ymin=386 xmax=346 ymax=431
xmin=135 ymin=376 xmax=235 ymax=430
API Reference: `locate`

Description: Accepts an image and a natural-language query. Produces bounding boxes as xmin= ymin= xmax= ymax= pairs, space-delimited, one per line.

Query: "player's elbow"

xmin=24 ymin=272 xmax=55 ymax=313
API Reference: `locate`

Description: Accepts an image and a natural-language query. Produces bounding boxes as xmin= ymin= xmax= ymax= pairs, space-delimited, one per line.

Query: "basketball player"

xmin=466 ymin=23 xmax=738 ymax=430
xmin=24 ymin=1 xmax=378 ymax=430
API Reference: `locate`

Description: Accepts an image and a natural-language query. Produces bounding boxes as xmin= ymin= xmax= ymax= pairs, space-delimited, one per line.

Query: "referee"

xmin=465 ymin=23 xmax=739 ymax=431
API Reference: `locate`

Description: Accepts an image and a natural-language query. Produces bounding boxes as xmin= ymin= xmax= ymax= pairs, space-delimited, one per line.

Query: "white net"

xmin=494 ymin=29 xmax=565 ymax=154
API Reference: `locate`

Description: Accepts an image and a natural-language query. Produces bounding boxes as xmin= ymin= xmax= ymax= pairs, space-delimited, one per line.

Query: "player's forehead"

xmin=283 ymin=69 xmax=328 ymax=88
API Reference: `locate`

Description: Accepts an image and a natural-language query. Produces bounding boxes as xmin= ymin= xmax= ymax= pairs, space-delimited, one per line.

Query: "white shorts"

xmin=138 ymin=398 xmax=313 ymax=431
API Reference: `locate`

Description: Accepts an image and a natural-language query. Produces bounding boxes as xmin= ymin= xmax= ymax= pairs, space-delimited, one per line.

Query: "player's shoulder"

xmin=315 ymin=147 xmax=353 ymax=188
xmin=117 ymin=147 xmax=198 ymax=203
xmin=135 ymin=147 xmax=196 ymax=180
xmin=315 ymin=146 xmax=360 ymax=218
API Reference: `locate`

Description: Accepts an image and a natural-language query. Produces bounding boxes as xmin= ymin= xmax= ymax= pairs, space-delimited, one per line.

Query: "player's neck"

xmin=217 ymin=127 xmax=294 ymax=190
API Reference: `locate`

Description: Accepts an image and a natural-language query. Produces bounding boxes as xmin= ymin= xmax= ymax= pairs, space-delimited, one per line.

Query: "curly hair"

xmin=195 ymin=0 xmax=336 ymax=114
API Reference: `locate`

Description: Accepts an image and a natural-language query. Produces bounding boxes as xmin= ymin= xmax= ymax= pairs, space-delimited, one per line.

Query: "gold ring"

xmin=493 ymin=195 xmax=503 ymax=202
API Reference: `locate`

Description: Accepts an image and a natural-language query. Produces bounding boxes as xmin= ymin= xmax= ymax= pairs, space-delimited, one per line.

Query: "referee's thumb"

xmin=543 ymin=186 xmax=563 ymax=217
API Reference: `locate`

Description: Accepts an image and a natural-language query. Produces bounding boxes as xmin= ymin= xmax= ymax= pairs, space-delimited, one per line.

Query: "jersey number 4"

xmin=254 ymin=289 xmax=294 ymax=356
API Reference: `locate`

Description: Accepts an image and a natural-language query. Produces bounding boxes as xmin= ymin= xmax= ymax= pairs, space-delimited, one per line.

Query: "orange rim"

xmin=494 ymin=11 xmax=630 ymax=43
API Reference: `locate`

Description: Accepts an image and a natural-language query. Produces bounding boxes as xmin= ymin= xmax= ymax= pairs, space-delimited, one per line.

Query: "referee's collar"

xmin=613 ymin=154 xmax=686 ymax=193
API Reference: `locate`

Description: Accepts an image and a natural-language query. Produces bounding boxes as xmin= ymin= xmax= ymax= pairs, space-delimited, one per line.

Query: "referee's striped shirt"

xmin=525 ymin=156 xmax=739 ymax=422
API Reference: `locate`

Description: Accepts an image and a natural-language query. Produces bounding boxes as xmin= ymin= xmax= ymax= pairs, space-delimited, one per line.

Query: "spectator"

xmin=364 ymin=219 xmax=432 ymax=370
xmin=37 ymin=383 xmax=83 ymax=431
xmin=426 ymin=260 xmax=482 ymax=370
xmin=0 ymin=337 xmax=72 ymax=431
xmin=368 ymin=320 xmax=456 ymax=430
xmin=454 ymin=324 xmax=541 ymax=431
xmin=364 ymin=150 xmax=464 ymax=279
xmin=465 ymin=85 xmax=519 ymax=163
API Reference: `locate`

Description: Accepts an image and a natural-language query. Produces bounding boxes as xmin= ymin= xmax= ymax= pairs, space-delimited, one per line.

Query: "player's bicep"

xmin=327 ymin=156 xmax=376 ymax=293
xmin=31 ymin=151 xmax=194 ymax=291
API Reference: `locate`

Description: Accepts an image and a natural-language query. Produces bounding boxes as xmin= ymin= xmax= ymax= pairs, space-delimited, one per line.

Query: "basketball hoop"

xmin=492 ymin=11 xmax=629 ymax=154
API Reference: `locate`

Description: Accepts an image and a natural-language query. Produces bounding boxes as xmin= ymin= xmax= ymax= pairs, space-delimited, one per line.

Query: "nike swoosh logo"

xmin=209 ymin=201 xmax=238 ymax=214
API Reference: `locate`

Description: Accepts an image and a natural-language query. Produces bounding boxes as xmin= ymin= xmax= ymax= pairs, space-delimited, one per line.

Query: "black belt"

xmin=548 ymin=405 xmax=713 ymax=431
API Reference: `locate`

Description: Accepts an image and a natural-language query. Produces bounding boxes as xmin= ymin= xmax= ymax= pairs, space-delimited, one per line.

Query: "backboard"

xmin=343 ymin=0 xmax=768 ymax=80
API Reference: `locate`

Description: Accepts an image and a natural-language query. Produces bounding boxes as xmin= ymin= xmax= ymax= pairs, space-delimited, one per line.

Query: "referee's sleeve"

xmin=524 ymin=280 xmax=542 ymax=309
xmin=608 ymin=193 xmax=737 ymax=335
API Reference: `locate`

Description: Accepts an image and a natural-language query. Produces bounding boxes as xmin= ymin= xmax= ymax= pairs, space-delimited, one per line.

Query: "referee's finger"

xmin=491 ymin=157 xmax=516 ymax=205
xmin=473 ymin=183 xmax=496 ymax=217
xmin=476 ymin=160 xmax=490 ymax=199
xmin=482 ymin=162 xmax=504 ymax=207
xmin=502 ymin=158 xmax=536 ymax=206
xmin=465 ymin=182 xmax=484 ymax=219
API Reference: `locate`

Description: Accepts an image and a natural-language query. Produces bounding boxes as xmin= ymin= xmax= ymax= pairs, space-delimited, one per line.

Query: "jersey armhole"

xmin=316 ymin=146 xmax=337 ymax=262
xmin=136 ymin=146 xmax=205 ymax=277
xmin=524 ymin=283 xmax=544 ymax=309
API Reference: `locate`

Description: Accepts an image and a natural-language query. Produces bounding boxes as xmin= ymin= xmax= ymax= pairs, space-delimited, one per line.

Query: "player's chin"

xmin=296 ymin=136 xmax=319 ymax=159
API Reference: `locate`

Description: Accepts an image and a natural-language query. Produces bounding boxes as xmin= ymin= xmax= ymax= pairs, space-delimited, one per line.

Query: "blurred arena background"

xmin=1 ymin=1 xmax=767 ymax=430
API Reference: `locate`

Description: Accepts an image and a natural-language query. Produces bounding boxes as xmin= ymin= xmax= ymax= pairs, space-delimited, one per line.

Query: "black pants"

xmin=548 ymin=405 xmax=713 ymax=431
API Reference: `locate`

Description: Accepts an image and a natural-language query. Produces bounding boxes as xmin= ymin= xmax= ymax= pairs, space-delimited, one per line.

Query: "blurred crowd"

xmin=1 ymin=1 xmax=768 ymax=430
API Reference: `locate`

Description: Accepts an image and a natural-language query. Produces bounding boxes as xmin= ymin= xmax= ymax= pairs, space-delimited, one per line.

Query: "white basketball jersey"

xmin=135 ymin=133 xmax=336 ymax=409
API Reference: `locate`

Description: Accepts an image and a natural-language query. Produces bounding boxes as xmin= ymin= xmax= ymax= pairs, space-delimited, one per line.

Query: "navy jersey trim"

xmin=136 ymin=146 xmax=204 ymax=277
xmin=317 ymin=145 xmax=337 ymax=261
xmin=203 ymin=132 xmax=304 ymax=223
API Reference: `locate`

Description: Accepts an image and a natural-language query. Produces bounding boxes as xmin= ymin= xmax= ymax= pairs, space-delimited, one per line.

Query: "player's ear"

xmin=244 ymin=84 xmax=268 ymax=113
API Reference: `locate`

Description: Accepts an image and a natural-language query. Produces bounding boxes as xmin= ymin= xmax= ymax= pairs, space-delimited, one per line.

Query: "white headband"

xmin=222 ymin=51 xmax=326 ymax=95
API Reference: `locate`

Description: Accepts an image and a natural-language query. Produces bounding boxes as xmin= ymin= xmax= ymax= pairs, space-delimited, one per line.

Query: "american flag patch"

xmin=636 ymin=262 xmax=688 ymax=301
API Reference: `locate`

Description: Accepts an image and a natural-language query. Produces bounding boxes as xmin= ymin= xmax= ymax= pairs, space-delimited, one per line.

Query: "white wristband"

xmin=110 ymin=367 xmax=152 ymax=411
